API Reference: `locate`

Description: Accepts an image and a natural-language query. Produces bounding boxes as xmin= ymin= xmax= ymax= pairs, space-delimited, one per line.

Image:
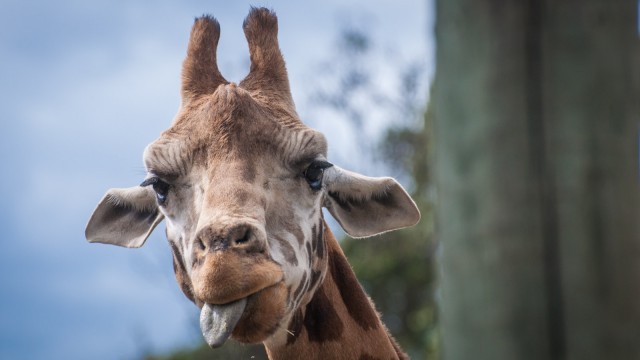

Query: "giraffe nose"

xmin=195 ymin=223 xmax=265 ymax=253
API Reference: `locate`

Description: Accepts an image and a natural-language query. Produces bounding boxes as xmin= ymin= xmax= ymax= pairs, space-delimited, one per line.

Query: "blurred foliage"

xmin=143 ymin=17 xmax=436 ymax=360
xmin=342 ymin=101 xmax=438 ymax=359
xmin=143 ymin=341 xmax=267 ymax=360
xmin=311 ymin=24 xmax=426 ymax=159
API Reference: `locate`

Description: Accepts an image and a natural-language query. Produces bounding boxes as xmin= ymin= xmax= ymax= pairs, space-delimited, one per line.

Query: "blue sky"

xmin=0 ymin=1 xmax=432 ymax=359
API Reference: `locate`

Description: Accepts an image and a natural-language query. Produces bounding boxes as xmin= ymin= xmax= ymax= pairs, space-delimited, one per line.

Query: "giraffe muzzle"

xmin=200 ymin=297 xmax=248 ymax=348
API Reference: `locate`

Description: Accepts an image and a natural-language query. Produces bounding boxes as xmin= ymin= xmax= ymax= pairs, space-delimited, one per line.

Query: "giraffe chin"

xmin=200 ymin=281 xmax=288 ymax=348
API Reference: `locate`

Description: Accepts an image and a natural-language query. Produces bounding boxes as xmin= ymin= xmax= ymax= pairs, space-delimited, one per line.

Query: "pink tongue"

xmin=199 ymin=298 xmax=247 ymax=348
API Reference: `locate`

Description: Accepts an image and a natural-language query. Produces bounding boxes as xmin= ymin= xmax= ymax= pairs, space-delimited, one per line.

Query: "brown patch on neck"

xmin=303 ymin=285 xmax=344 ymax=343
xmin=328 ymin=242 xmax=379 ymax=331
xmin=285 ymin=279 xmax=345 ymax=346
xmin=359 ymin=354 xmax=384 ymax=360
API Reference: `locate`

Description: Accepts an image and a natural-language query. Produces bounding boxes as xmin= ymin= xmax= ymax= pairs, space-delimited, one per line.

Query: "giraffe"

xmin=85 ymin=8 xmax=420 ymax=359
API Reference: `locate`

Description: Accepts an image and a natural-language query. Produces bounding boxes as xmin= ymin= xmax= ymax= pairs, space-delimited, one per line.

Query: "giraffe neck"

xmin=264 ymin=224 xmax=408 ymax=360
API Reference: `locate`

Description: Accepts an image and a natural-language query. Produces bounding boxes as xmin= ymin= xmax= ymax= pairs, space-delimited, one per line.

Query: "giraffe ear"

xmin=323 ymin=166 xmax=420 ymax=238
xmin=85 ymin=186 xmax=164 ymax=248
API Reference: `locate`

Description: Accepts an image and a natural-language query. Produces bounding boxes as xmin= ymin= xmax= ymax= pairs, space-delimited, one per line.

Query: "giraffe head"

xmin=85 ymin=8 xmax=419 ymax=348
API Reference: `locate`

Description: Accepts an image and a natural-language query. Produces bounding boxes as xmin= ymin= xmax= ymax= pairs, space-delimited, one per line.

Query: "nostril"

xmin=195 ymin=225 xmax=259 ymax=252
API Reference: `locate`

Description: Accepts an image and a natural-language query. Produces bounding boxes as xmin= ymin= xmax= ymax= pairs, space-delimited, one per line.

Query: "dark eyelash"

xmin=140 ymin=177 xmax=159 ymax=187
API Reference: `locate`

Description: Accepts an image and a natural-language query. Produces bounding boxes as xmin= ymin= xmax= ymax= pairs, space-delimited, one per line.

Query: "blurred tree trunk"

xmin=434 ymin=1 xmax=640 ymax=360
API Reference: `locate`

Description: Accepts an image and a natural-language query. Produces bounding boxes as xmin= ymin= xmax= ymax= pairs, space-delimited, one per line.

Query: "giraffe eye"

xmin=140 ymin=177 xmax=171 ymax=205
xmin=304 ymin=160 xmax=333 ymax=191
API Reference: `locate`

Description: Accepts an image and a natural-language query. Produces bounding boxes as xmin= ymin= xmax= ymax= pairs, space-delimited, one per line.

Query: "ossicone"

xmin=181 ymin=15 xmax=228 ymax=100
xmin=240 ymin=7 xmax=293 ymax=105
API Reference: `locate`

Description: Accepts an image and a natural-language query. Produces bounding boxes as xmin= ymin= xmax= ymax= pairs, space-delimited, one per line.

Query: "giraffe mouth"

xmin=200 ymin=297 xmax=248 ymax=348
xmin=198 ymin=281 xmax=288 ymax=347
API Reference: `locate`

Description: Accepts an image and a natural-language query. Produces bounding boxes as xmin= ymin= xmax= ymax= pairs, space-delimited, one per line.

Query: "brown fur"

xmin=232 ymin=282 xmax=288 ymax=343
xmin=328 ymin=242 xmax=379 ymax=331
xmin=269 ymin=225 xmax=408 ymax=360
xmin=192 ymin=249 xmax=283 ymax=305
